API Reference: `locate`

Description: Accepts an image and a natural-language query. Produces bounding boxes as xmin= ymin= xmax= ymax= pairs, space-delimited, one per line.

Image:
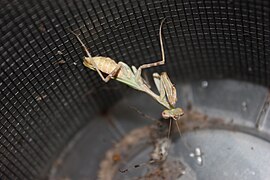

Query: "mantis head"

xmin=162 ymin=108 xmax=184 ymax=120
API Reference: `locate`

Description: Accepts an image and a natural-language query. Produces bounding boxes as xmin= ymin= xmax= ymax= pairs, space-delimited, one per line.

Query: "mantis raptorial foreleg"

xmin=153 ymin=72 xmax=166 ymax=103
xmin=153 ymin=72 xmax=177 ymax=107
xmin=69 ymin=30 xmax=122 ymax=83
xmin=160 ymin=72 xmax=177 ymax=106
xmin=135 ymin=18 xmax=167 ymax=81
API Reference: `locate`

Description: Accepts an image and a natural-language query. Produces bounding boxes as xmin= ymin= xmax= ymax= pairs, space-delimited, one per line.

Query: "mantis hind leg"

xmin=103 ymin=63 xmax=122 ymax=82
xmin=135 ymin=18 xmax=167 ymax=80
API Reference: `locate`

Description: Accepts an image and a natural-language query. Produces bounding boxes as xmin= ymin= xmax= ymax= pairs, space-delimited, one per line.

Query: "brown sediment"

xmin=98 ymin=110 xmax=226 ymax=180
xmin=98 ymin=126 xmax=153 ymax=180
xmin=135 ymin=159 xmax=186 ymax=180
xmin=171 ymin=110 xmax=225 ymax=134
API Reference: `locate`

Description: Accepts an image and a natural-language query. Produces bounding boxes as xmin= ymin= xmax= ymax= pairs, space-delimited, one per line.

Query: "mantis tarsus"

xmin=70 ymin=18 xmax=184 ymax=136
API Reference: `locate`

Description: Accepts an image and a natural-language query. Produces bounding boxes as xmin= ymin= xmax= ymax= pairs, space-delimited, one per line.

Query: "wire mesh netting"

xmin=0 ymin=0 xmax=270 ymax=179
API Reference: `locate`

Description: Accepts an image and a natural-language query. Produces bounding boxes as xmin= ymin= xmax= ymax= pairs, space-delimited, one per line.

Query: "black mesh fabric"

xmin=0 ymin=0 xmax=270 ymax=179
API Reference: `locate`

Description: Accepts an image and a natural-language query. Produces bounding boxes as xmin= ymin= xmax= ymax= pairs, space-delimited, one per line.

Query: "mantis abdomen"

xmin=83 ymin=56 xmax=124 ymax=77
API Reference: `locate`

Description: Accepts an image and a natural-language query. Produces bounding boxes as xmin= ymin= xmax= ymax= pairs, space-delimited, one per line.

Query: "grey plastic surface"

xmin=175 ymin=130 xmax=270 ymax=180
xmin=49 ymin=79 xmax=270 ymax=180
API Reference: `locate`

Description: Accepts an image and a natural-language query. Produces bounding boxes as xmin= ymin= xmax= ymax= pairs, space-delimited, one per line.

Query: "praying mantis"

xmin=70 ymin=18 xmax=184 ymax=135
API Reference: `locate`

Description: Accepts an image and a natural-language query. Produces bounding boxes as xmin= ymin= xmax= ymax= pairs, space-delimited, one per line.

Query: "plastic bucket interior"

xmin=1 ymin=0 xmax=270 ymax=179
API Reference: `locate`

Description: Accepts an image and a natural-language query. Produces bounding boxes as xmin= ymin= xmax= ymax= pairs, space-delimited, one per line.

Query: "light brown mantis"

xmin=70 ymin=18 xmax=184 ymax=136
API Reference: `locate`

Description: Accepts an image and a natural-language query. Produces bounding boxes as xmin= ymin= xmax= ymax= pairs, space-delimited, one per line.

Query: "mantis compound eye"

xmin=162 ymin=111 xmax=169 ymax=119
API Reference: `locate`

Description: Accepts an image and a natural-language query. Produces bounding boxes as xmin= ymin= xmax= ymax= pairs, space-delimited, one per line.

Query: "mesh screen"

xmin=1 ymin=0 xmax=270 ymax=179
